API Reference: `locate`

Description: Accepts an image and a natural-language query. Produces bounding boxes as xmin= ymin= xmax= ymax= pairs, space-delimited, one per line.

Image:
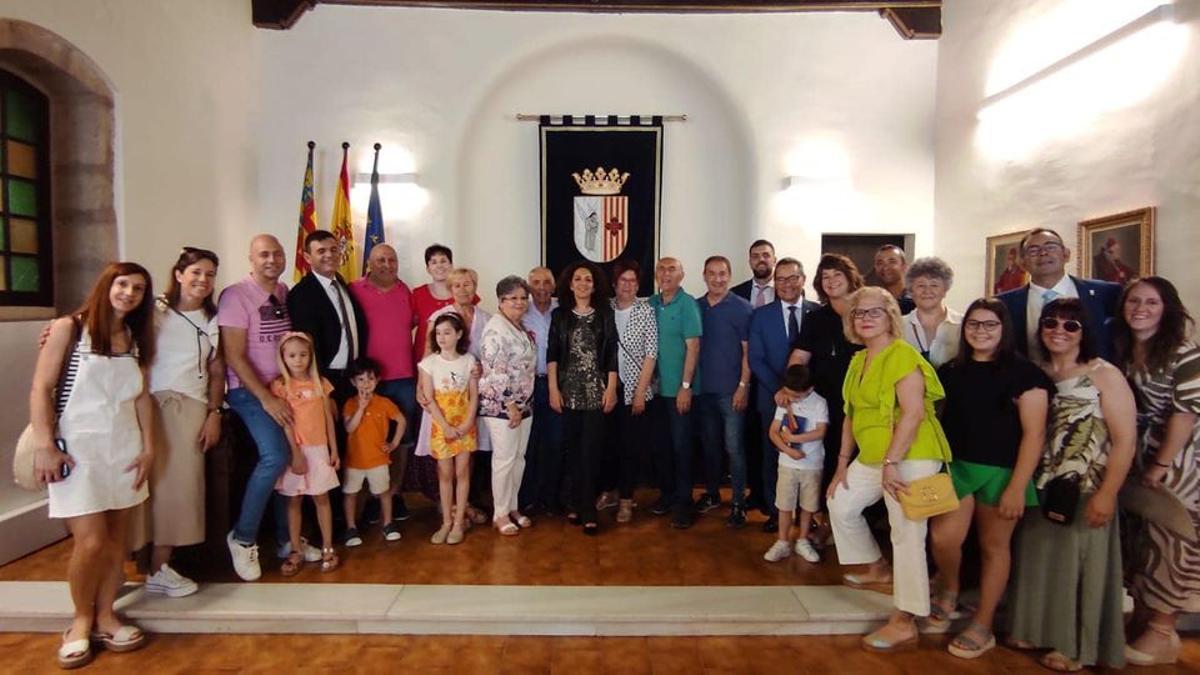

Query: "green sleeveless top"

xmin=842 ymin=339 xmax=952 ymax=465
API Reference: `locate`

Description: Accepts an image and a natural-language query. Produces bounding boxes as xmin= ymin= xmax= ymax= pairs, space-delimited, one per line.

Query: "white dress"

xmin=48 ymin=331 xmax=149 ymax=518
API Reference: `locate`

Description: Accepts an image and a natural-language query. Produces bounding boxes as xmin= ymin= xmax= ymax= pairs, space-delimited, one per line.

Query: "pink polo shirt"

xmin=350 ymin=277 xmax=416 ymax=380
xmin=217 ymin=275 xmax=291 ymax=390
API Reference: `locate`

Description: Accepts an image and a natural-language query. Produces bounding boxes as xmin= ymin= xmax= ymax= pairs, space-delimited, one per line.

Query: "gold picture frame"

xmin=985 ymin=229 xmax=1030 ymax=296
xmin=1078 ymin=207 xmax=1155 ymax=285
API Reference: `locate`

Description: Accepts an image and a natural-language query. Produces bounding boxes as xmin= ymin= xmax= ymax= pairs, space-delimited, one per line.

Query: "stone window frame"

xmin=0 ymin=68 xmax=53 ymax=308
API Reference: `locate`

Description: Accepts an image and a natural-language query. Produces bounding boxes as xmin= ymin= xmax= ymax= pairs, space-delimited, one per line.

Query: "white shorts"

xmin=343 ymin=465 xmax=390 ymax=495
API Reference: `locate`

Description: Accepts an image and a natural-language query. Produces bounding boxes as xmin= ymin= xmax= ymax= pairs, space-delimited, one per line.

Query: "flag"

xmin=331 ymin=142 xmax=360 ymax=281
xmin=361 ymin=143 xmax=384 ymax=275
xmin=293 ymin=142 xmax=318 ymax=283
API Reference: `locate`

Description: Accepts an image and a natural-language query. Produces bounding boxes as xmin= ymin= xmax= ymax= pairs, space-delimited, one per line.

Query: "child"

xmin=764 ymin=364 xmax=828 ymax=564
xmin=272 ymin=332 xmax=341 ymax=575
xmin=418 ymin=313 xmax=479 ymax=545
xmin=342 ymin=357 xmax=406 ymax=546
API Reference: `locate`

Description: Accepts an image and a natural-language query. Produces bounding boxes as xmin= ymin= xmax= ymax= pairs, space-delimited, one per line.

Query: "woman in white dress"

xmin=30 ymin=262 xmax=157 ymax=668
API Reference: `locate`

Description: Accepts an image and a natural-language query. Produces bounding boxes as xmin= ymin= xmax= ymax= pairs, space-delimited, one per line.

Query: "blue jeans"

xmin=662 ymin=396 xmax=694 ymax=507
xmin=227 ymin=387 xmax=290 ymax=546
xmin=697 ymin=393 xmax=747 ymax=507
xmin=376 ymin=377 xmax=418 ymax=444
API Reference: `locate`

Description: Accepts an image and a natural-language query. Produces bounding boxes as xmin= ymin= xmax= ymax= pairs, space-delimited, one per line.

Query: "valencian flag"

xmin=361 ymin=143 xmax=384 ymax=275
xmin=293 ymin=141 xmax=319 ymax=283
xmin=331 ymin=142 xmax=360 ymax=281
xmin=540 ymin=116 xmax=663 ymax=297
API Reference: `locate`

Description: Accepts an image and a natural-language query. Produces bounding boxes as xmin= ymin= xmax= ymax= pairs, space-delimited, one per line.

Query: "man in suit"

xmin=997 ymin=227 xmax=1121 ymax=362
xmin=731 ymin=239 xmax=777 ymax=308
xmin=748 ymin=257 xmax=820 ymax=532
xmin=287 ymin=229 xmax=369 ymax=402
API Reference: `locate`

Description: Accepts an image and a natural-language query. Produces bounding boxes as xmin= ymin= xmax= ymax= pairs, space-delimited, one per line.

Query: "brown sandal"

xmin=280 ymin=551 xmax=303 ymax=577
xmin=320 ymin=547 xmax=340 ymax=573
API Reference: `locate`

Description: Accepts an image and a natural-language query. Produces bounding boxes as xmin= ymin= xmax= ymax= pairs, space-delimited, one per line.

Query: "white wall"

xmin=935 ymin=0 xmax=1200 ymax=310
xmin=258 ymin=6 xmax=937 ymax=301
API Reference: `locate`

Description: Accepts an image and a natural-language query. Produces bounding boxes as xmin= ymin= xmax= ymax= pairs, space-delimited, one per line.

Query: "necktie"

xmin=787 ymin=305 xmax=800 ymax=341
xmin=754 ymin=285 xmax=767 ymax=308
xmin=1042 ymin=289 xmax=1059 ymax=304
xmin=334 ymin=282 xmax=356 ymax=359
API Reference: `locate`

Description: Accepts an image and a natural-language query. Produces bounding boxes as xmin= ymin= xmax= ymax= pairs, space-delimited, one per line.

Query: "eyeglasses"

xmin=1039 ymin=317 xmax=1082 ymax=333
xmin=851 ymin=307 xmax=886 ymax=320
xmin=775 ymin=274 xmax=802 ymax=285
xmin=501 ymin=295 xmax=529 ymax=304
xmin=1022 ymin=242 xmax=1063 ymax=257
xmin=964 ymin=319 xmax=1002 ymax=331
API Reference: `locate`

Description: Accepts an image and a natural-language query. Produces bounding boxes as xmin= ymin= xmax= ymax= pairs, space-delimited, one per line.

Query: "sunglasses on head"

xmin=1039 ymin=317 xmax=1082 ymax=333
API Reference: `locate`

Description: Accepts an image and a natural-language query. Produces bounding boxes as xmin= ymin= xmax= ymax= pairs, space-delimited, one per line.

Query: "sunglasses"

xmin=1039 ymin=317 xmax=1082 ymax=333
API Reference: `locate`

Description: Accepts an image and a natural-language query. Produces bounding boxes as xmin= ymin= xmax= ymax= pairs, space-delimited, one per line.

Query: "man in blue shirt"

xmin=696 ymin=256 xmax=753 ymax=528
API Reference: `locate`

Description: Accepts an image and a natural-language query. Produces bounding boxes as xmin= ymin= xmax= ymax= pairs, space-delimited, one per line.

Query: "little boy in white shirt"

xmin=764 ymin=364 xmax=828 ymax=563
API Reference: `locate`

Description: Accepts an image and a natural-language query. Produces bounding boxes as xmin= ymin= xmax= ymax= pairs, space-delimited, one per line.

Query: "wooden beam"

xmin=880 ymin=7 xmax=940 ymax=39
xmin=321 ymin=0 xmax=940 ymax=14
xmin=252 ymin=0 xmax=318 ymax=29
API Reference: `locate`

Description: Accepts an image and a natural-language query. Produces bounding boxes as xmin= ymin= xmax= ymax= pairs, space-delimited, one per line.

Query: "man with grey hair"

xmin=520 ymin=266 xmax=563 ymax=514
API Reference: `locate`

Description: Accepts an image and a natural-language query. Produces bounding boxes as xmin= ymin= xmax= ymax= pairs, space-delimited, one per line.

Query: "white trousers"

xmin=484 ymin=416 xmax=532 ymax=522
xmin=828 ymin=459 xmax=942 ymax=617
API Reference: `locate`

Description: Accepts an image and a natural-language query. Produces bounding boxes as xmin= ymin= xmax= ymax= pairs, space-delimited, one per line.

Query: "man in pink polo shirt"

xmin=349 ymin=244 xmax=418 ymax=522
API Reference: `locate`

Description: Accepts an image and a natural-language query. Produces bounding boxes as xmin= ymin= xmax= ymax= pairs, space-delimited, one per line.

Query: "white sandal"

xmin=57 ymin=630 xmax=93 ymax=669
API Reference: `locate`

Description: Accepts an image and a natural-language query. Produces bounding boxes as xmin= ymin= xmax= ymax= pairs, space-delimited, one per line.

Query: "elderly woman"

xmin=31 ymin=262 xmax=157 ymax=667
xmin=479 ymin=275 xmax=538 ymax=536
xmin=598 ymin=259 xmax=659 ymax=523
xmin=1112 ymin=277 xmax=1200 ymax=666
xmin=900 ymin=257 xmax=961 ymax=368
xmin=826 ymin=286 xmax=952 ymax=652
xmin=140 ymin=247 xmax=226 ymax=598
xmin=1007 ymin=298 xmax=1136 ymax=672
xmin=548 ymin=260 xmax=619 ymax=535
xmin=418 ymin=267 xmax=492 ymax=522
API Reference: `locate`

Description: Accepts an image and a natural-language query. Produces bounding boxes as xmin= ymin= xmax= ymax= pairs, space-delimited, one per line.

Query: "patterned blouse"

xmin=611 ymin=298 xmax=659 ymax=405
xmin=1039 ymin=361 xmax=1111 ymax=493
xmin=478 ymin=313 xmax=537 ymax=419
xmin=562 ymin=310 xmax=605 ymax=411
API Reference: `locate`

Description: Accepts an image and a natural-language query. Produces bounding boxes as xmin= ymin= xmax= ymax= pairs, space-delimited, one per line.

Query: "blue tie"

xmin=1042 ymin=289 xmax=1059 ymax=304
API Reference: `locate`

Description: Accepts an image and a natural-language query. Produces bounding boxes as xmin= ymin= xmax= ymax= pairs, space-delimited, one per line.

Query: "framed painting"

xmin=985 ymin=230 xmax=1030 ymax=296
xmin=1078 ymin=207 xmax=1155 ymax=285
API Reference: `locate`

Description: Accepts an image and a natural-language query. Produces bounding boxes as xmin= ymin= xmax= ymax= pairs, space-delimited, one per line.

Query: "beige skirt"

xmin=134 ymin=391 xmax=208 ymax=548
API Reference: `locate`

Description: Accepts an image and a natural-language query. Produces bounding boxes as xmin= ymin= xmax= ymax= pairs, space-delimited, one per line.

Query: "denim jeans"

xmin=227 ymin=387 xmax=290 ymax=546
xmin=522 ymin=376 xmax=563 ymax=509
xmin=697 ymin=393 xmax=747 ymax=507
xmin=661 ymin=396 xmax=695 ymax=507
xmin=376 ymin=377 xmax=418 ymax=444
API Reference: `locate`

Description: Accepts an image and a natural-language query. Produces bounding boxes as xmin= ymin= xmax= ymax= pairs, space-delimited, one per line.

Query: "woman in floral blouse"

xmin=479 ymin=275 xmax=538 ymax=536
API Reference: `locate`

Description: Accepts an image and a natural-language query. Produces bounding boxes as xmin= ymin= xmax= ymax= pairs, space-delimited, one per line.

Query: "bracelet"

xmin=1153 ymin=460 xmax=1172 ymax=468
xmin=882 ymin=458 xmax=899 ymax=467
xmin=207 ymin=407 xmax=223 ymax=416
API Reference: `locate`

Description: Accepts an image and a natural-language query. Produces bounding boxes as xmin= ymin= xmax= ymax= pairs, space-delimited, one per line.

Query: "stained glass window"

xmin=1 ymin=70 xmax=51 ymax=307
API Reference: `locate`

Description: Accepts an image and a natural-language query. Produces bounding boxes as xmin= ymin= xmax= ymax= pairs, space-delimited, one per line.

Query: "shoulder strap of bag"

xmin=53 ymin=316 xmax=83 ymax=421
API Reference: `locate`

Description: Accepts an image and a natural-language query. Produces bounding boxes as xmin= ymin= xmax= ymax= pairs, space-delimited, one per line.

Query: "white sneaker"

xmin=763 ymin=540 xmax=793 ymax=562
xmin=145 ymin=564 xmax=199 ymax=597
xmin=277 ymin=537 xmax=322 ymax=562
xmin=227 ymin=531 xmax=261 ymax=581
xmin=794 ymin=539 xmax=821 ymax=563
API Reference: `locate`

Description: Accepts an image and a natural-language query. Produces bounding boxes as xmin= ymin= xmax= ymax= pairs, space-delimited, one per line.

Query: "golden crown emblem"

xmin=572 ymin=167 xmax=630 ymax=196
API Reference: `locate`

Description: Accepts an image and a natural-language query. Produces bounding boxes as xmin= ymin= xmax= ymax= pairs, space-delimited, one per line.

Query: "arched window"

xmin=0 ymin=70 xmax=51 ymax=307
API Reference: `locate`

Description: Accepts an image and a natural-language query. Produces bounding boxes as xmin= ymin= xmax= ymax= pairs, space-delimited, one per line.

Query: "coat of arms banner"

xmin=540 ymin=115 xmax=663 ymax=297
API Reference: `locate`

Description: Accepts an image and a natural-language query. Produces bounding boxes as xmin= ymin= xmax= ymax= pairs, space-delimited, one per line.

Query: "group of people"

xmin=26 ymin=226 xmax=1199 ymax=671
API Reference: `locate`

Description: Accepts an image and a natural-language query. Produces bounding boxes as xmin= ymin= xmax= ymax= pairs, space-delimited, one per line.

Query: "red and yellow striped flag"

xmin=293 ymin=142 xmax=318 ymax=283
xmin=331 ymin=143 xmax=360 ymax=281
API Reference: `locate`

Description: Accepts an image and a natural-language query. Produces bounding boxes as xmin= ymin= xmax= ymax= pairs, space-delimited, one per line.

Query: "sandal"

xmin=582 ymin=522 xmax=599 ymax=536
xmin=496 ymin=521 xmax=520 ymax=536
xmin=58 ymin=630 xmax=93 ymax=669
xmin=861 ymin=624 xmax=918 ymax=652
xmin=1039 ymin=651 xmax=1083 ymax=672
xmin=280 ymin=551 xmax=304 ymax=577
xmin=447 ymin=527 xmax=465 ymax=545
xmin=924 ymin=590 xmax=958 ymax=633
xmin=567 ymin=513 xmax=581 ymax=526
xmin=513 ymin=513 xmax=532 ymax=528
xmin=1125 ymin=622 xmax=1182 ymax=666
xmin=320 ymin=547 xmax=339 ymax=573
xmin=91 ymin=624 xmax=145 ymax=653
xmin=430 ymin=525 xmax=451 ymax=545
xmin=947 ymin=623 xmax=995 ymax=659
xmin=1005 ymin=636 xmax=1038 ymax=650
xmin=843 ymin=569 xmax=893 ymax=587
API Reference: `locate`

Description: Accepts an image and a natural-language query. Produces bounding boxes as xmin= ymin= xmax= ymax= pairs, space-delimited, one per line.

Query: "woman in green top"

xmin=826 ymin=286 xmax=952 ymax=652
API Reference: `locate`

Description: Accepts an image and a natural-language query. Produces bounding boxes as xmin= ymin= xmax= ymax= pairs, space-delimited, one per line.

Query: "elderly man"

xmin=696 ymin=255 xmax=753 ymax=527
xmin=650 ymin=256 xmax=703 ymax=529
xmin=872 ymin=245 xmax=915 ymax=314
xmin=348 ymin=243 xmax=418 ymax=523
xmin=520 ymin=266 xmax=563 ymax=514
xmin=219 ymin=234 xmax=315 ymax=581
xmin=997 ymin=227 xmax=1120 ymax=361
xmin=732 ymin=239 xmax=778 ymax=309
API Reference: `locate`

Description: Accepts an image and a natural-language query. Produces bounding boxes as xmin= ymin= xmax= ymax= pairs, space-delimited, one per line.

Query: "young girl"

xmin=418 ymin=313 xmax=479 ymax=545
xmin=272 ymin=332 xmax=341 ymax=574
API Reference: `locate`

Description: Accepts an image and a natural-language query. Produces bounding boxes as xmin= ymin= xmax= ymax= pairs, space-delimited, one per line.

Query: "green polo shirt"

xmin=650 ymin=289 xmax=703 ymax=397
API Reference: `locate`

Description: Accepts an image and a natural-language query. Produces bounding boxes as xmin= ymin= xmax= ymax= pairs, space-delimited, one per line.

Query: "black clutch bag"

xmin=1041 ymin=473 xmax=1081 ymax=526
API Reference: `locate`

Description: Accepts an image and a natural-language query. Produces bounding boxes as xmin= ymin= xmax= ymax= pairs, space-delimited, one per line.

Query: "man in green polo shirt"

xmin=650 ymin=257 xmax=703 ymax=529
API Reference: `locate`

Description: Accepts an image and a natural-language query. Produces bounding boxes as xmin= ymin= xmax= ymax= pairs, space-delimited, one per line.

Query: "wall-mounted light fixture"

xmin=353 ymin=172 xmax=419 ymax=187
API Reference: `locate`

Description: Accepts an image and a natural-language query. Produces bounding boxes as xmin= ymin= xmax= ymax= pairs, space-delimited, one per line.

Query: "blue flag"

xmin=362 ymin=144 xmax=384 ymax=275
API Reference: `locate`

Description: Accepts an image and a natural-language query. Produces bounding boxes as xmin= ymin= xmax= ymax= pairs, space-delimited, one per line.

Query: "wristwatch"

xmin=681 ymin=382 xmax=691 ymax=390
xmin=737 ymin=381 xmax=748 ymax=388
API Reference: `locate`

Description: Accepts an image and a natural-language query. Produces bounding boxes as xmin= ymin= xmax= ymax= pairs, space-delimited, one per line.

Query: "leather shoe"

xmin=762 ymin=515 xmax=778 ymax=533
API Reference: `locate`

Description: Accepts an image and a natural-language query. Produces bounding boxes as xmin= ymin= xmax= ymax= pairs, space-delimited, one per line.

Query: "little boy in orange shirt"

xmin=342 ymin=357 xmax=406 ymax=545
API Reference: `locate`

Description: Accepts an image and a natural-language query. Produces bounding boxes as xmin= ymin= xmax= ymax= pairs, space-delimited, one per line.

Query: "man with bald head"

xmin=218 ymin=234 xmax=307 ymax=581
xmin=349 ymin=243 xmax=419 ymax=524
xmin=520 ymin=266 xmax=563 ymax=514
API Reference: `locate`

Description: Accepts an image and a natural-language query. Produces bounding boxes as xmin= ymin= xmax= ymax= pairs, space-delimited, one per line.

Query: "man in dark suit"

xmin=287 ymin=229 xmax=369 ymax=401
xmin=748 ymin=257 xmax=820 ymax=532
xmin=996 ymin=227 xmax=1121 ymax=362
xmin=731 ymin=239 xmax=777 ymax=309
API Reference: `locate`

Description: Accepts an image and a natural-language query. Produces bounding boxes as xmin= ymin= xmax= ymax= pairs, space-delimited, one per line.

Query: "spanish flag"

xmin=331 ymin=143 xmax=360 ymax=281
xmin=293 ymin=142 xmax=318 ymax=283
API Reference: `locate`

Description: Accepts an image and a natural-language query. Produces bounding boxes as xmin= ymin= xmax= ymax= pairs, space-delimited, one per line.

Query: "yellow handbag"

xmin=898 ymin=470 xmax=959 ymax=520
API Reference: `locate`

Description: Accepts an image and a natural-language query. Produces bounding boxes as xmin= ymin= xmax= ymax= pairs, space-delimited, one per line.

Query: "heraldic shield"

xmin=574 ymin=196 xmax=628 ymax=263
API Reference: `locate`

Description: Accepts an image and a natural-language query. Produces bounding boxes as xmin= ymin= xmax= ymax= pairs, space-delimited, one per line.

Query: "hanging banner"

xmin=540 ymin=116 xmax=662 ymax=296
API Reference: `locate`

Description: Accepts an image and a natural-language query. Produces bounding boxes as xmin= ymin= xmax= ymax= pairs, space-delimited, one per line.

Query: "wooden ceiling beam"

xmin=252 ymin=0 xmax=318 ymax=29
